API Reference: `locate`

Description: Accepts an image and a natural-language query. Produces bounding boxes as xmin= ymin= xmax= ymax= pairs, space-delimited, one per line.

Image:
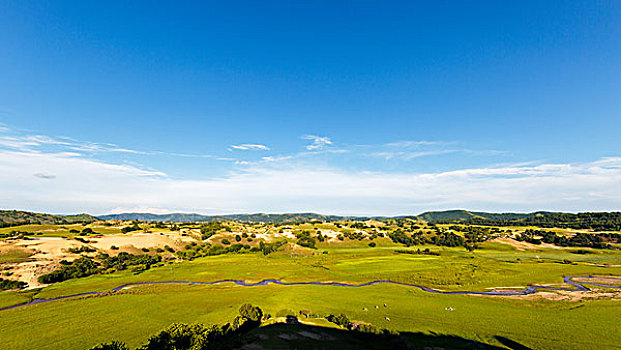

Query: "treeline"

xmin=175 ymin=242 xmax=260 ymax=260
xmin=89 ymin=304 xmax=264 ymax=350
xmin=326 ymin=313 xmax=395 ymax=335
xmin=388 ymin=228 xmax=482 ymax=250
xmin=433 ymin=212 xmax=621 ymax=231
xmin=516 ymin=230 xmax=620 ymax=249
xmin=394 ymin=248 xmax=440 ymax=256
xmin=38 ymin=253 xmax=161 ymax=284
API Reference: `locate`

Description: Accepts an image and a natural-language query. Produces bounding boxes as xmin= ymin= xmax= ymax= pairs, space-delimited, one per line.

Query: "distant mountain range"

xmin=2 ymin=209 xmax=620 ymax=230
xmin=99 ymin=209 xmax=542 ymax=223
xmin=97 ymin=212 xmax=362 ymax=223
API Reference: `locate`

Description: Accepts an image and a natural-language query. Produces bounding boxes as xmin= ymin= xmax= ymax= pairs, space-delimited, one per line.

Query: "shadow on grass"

xmin=494 ymin=335 xmax=534 ymax=350
xmin=240 ymin=323 xmax=533 ymax=350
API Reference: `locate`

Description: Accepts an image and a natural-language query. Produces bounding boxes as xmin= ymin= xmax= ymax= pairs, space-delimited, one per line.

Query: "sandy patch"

xmin=503 ymin=289 xmax=621 ymax=302
xmin=90 ymin=232 xmax=192 ymax=251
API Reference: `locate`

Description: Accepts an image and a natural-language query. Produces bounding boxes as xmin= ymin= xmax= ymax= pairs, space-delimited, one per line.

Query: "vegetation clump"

xmin=295 ymin=230 xmax=317 ymax=249
xmin=0 ymin=277 xmax=27 ymax=290
xmin=67 ymin=245 xmax=96 ymax=253
xmin=38 ymin=257 xmax=100 ymax=284
xmin=121 ymin=224 xmax=141 ymax=233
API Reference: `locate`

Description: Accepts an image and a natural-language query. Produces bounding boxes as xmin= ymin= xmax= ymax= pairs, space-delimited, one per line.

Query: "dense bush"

xmin=295 ymin=231 xmax=317 ymax=249
xmin=0 ymin=278 xmax=27 ymax=290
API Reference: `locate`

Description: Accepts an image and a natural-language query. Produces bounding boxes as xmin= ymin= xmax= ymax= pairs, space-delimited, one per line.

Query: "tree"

xmin=327 ymin=313 xmax=350 ymax=327
xmin=239 ymin=303 xmax=263 ymax=322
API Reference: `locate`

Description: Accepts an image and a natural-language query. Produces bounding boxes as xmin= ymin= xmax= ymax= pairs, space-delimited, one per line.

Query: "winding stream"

xmin=1 ymin=276 xmax=620 ymax=312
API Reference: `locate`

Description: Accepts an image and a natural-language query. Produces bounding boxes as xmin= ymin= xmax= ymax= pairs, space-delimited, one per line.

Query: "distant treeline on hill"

xmin=2 ymin=209 xmax=621 ymax=231
xmin=426 ymin=211 xmax=621 ymax=231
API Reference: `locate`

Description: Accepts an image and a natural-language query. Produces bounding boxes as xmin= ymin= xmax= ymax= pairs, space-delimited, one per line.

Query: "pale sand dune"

xmin=0 ymin=232 xmax=195 ymax=288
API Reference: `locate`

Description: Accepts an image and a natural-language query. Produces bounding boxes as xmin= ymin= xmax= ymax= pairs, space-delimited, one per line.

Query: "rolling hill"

xmin=0 ymin=210 xmax=97 ymax=226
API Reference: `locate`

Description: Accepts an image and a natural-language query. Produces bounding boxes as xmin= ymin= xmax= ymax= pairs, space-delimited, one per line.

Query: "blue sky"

xmin=0 ymin=1 xmax=620 ymax=215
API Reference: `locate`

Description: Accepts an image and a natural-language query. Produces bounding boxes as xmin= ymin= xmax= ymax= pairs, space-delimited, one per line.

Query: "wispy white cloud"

xmin=370 ymin=150 xmax=458 ymax=160
xmin=384 ymin=140 xmax=444 ymax=148
xmin=302 ymin=135 xmax=332 ymax=150
xmin=2 ymin=125 xmax=618 ymax=215
xmin=0 ymin=127 xmax=216 ymax=159
xmin=229 ymin=144 xmax=270 ymax=151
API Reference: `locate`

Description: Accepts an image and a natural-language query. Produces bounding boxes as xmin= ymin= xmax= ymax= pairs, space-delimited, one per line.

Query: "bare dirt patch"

xmin=503 ymin=289 xmax=621 ymax=302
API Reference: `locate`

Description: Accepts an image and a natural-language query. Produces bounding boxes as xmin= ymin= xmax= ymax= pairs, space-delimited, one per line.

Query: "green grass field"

xmin=1 ymin=241 xmax=620 ymax=349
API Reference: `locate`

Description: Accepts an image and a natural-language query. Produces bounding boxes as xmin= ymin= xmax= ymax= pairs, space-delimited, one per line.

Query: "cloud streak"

xmin=229 ymin=144 xmax=270 ymax=151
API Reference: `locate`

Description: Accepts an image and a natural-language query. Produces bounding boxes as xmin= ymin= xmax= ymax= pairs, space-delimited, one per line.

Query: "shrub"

xmin=121 ymin=225 xmax=141 ymax=233
xmin=89 ymin=341 xmax=128 ymax=350
xmin=221 ymin=238 xmax=230 ymax=245
xmin=368 ymin=242 xmax=376 ymax=247
xmin=68 ymin=246 xmax=96 ymax=253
